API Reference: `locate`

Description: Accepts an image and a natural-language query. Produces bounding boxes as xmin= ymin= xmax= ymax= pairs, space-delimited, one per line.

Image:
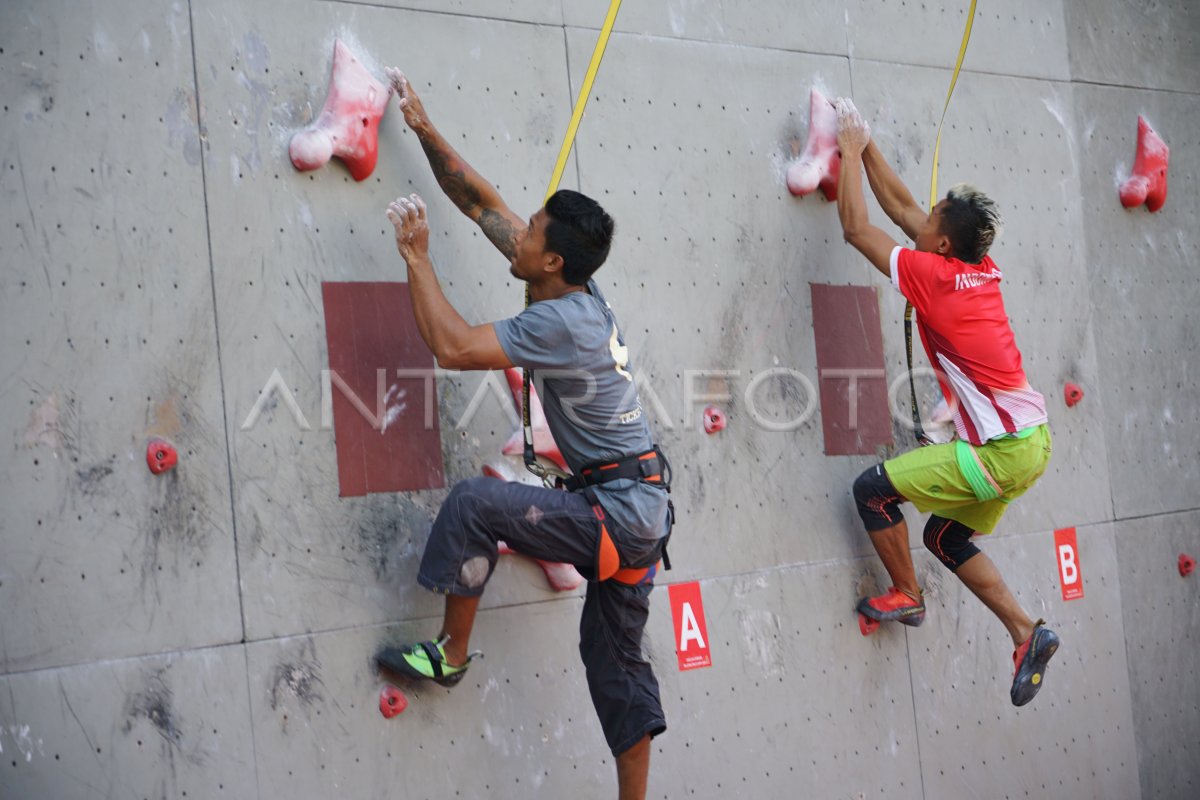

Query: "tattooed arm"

xmin=386 ymin=68 xmax=526 ymax=260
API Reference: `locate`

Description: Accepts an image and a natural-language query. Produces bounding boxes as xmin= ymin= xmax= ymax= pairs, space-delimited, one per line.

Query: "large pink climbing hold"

xmin=480 ymin=368 xmax=582 ymax=593
xmin=1119 ymin=115 xmax=1169 ymax=212
xmin=289 ymin=40 xmax=390 ymax=182
xmin=497 ymin=542 xmax=585 ymax=592
xmin=500 ymin=368 xmax=568 ymax=474
xmin=786 ymin=88 xmax=841 ymax=202
xmin=484 ymin=457 xmax=585 ymax=591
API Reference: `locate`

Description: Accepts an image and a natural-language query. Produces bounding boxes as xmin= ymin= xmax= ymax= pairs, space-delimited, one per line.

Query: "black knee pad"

xmin=923 ymin=515 xmax=981 ymax=572
xmin=853 ymin=464 xmax=905 ymax=531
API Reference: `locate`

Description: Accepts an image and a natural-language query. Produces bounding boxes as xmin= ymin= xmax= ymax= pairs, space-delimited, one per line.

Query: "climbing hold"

xmin=498 ymin=542 xmax=585 ymax=592
xmin=146 ymin=439 xmax=178 ymax=475
xmin=289 ymin=40 xmax=390 ymax=182
xmin=1180 ymin=553 xmax=1195 ymax=578
xmin=1063 ymin=382 xmax=1084 ymax=408
xmin=858 ymin=613 xmax=880 ymax=636
xmin=786 ymin=87 xmax=841 ymax=202
xmin=1119 ymin=116 xmax=1169 ymax=212
xmin=379 ymin=685 xmax=407 ymax=718
xmin=702 ymin=405 xmax=727 ymax=435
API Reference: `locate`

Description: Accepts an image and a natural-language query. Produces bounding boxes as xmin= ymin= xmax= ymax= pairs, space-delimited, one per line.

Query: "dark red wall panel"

xmin=810 ymin=283 xmax=894 ymax=456
xmin=322 ymin=282 xmax=444 ymax=496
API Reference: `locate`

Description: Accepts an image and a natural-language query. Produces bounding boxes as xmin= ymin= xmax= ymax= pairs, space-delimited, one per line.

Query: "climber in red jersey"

xmin=831 ymin=97 xmax=1059 ymax=706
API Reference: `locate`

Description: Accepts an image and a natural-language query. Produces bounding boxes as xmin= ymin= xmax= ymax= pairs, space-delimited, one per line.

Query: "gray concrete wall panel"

xmin=643 ymin=562 xmax=925 ymax=798
xmin=1064 ymin=0 xmax=1200 ymax=93
xmin=0 ymin=0 xmax=241 ymax=673
xmin=1115 ymin=510 xmax=1200 ymax=800
xmin=0 ymin=644 xmax=256 ymax=800
xmin=909 ymin=524 xmax=1141 ymax=799
xmin=1073 ymin=83 xmax=1200 ymax=520
xmin=190 ymin=0 xmax=579 ymax=642
xmin=850 ymin=61 xmax=1113 ymax=535
xmin=847 ymin=2 xmax=1072 ymax=82
xmin=244 ymin=601 xmax=618 ymax=799
xmin=338 ymin=0 xmax=561 ymax=28
xmin=567 ymin=0 xmax=850 ymax=56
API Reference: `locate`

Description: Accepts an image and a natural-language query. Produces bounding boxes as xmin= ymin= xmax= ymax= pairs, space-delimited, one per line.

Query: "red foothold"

xmin=702 ymin=406 xmax=727 ymax=435
xmin=379 ymin=685 xmax=407 ymax=718
xmin=858 ymin=613 xmax=880 ymax=636
xmin=1180 ymin=553 xmax=1195 ymax=578
xmin=146 ymin=439 xmax=178 ymax=475
xmin=1064 ymin=382 xmax=1084 ymax=408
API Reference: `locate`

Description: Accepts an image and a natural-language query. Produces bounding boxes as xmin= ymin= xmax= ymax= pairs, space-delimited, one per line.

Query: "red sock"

xmin=289 ymin=40 xmax=390 ymax=182
xmin=786 ymin=88 xmax=841 ymax=202
xmin=1119 ymin=115 xmax=1169 ymax=212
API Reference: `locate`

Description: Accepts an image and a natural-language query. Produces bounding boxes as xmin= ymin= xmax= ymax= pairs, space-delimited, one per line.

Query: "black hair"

xmin=543 ymin=189 xmax=614 ymax=285
xmin=939 ymin=184 xmax=1003 ymax=264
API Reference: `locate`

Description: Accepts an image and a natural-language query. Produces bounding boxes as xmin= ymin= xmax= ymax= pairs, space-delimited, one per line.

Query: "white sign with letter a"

xmin=668 ymin=581 xmax=712 ymax=670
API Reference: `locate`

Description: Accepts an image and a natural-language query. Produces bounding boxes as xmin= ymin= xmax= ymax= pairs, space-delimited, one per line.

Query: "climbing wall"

xmin=2 ymin=1 xmax=1197 ymax=798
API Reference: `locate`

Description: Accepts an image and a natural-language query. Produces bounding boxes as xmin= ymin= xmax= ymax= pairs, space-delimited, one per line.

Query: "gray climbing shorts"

xmin=417 ymin=476 xmax=667 ymax=756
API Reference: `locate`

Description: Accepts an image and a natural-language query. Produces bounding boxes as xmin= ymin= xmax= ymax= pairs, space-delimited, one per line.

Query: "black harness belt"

xmin=564 ymin=446 xmax=671 ymax=492
xmin=565 ymin=446 xmax=674 ymax=580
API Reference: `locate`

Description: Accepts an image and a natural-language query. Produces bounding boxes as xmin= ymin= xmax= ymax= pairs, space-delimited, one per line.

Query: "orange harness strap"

xmin=592 ymin=505 xmax=659 ymax=585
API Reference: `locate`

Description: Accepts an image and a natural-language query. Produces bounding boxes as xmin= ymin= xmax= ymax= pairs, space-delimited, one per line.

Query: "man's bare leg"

xmin=954 ymin=553 xmax=1036 ymax=645
xmin=439 ymin=594 xmax=480 ymax=666
xmin=867 ymin=519 xmax=921 ymax=598
xmin=616 ymin=735 xmax=650 ymax=800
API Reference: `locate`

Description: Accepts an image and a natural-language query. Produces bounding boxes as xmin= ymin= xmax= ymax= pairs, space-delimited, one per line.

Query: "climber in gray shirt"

xmin=374 ymin=69 xmax=671 ymax=800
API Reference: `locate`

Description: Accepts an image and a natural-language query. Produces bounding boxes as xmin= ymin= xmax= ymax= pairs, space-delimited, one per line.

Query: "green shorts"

xmin=883 ymin=424 xmax=1052 ymax=534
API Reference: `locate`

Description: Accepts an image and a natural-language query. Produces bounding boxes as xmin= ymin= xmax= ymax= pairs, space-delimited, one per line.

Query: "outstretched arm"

xmin=835 ymin=99 xmax=900 ymax=278
xmin=862 ymin=139 xmax=926 ymax=242
xmin=387 ymin=193 xmax=514 ymax=371
xmin=386 ymin=68 xmax=526 ymax=260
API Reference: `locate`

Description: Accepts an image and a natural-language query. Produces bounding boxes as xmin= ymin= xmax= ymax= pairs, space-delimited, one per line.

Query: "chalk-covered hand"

xmin=387 ymin=194 xmax=430 ymax=264
xmin=835 ymin=97 xmax=870 ymax=157
xmin=385 ymin=68 xmax=430 ymax=132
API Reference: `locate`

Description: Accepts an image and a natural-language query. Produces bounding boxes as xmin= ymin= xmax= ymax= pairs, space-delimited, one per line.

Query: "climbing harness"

xmin=523 ymin=0 xmax=624 ymax=482
xmin=905 ymin=0 xmax=976 ymax=445
xmin=568 ymin=446 xmax=675 ymax=575
xmin=562 ymin=446 xmax=671 ymax=493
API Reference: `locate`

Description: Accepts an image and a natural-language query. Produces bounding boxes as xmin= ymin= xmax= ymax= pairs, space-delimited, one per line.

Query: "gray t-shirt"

xmin=494 ymin=280 xmax=669 ymax=541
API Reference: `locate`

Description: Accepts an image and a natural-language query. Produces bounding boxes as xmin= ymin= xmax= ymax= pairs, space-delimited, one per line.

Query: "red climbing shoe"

xmin=856 ymin=587 xmax=926 ymax=627
xmin=1011 ymin=620 xmax=1060 ymax=706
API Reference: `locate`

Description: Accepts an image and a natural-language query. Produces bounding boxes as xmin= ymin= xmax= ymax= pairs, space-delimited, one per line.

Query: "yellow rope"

xmin=928 ymin=0 xmax=977 ymax=208
xmin=906 ymin=0 xmax=977 ymax=445
xmin=524 ymin=0 xmax=624 ymax=479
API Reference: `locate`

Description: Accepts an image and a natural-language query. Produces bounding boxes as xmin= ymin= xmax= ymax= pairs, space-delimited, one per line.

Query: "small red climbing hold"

xmin=703 ymin=406 xmax=727 ymax=435
xmin=146 ymin=439 xmax=178 ymax=475
xmin=379 ymin=685 xmax=407 ymax=718
xmin=1064 ymin=382 xmax=1084 ymax=408
xmin=1179 ymin=553 xmax=1195 ymax=578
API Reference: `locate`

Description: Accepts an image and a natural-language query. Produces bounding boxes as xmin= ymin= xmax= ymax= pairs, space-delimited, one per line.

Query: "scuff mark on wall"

xmin=121 ymin=667 xmax=186 ymax=752
xmin=268 ymin=640 xmax=326 ymax=734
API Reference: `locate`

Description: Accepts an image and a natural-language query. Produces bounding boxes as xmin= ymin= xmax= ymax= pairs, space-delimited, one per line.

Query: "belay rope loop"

xmin=522 ymin=0 xmax=624 ymax=482
xmin=905 ymin=0 xmax=976 ymax=446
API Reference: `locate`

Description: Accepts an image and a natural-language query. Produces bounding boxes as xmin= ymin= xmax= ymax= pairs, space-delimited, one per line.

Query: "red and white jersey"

xmin=890 ymin=246 xmax=1048 ymax=445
